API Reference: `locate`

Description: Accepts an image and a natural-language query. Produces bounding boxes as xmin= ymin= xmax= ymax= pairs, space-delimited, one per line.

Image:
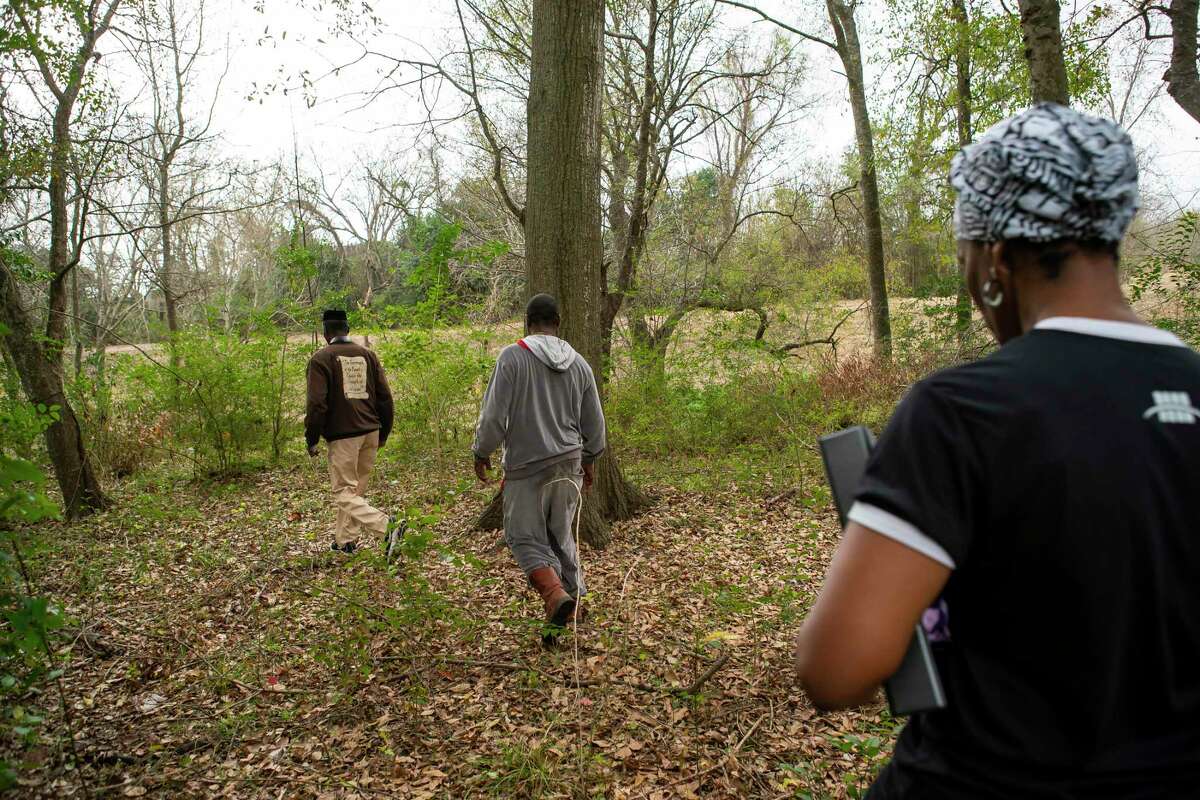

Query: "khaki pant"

xmin=327 ymin=431 xmax=388 ymax=546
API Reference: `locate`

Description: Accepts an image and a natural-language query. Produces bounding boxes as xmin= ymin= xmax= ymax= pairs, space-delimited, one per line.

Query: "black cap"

xmin=525 ymin=293 xmax=560 ymax=326
xmin=322 ymin=309 xmax=348 ymax=323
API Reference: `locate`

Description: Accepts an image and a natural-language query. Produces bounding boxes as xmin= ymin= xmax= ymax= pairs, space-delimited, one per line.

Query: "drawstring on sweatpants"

xmin=540 ymin=472 xmax=586 ymax=779
xmin=539 ymin=474 xmax=585 ymax=630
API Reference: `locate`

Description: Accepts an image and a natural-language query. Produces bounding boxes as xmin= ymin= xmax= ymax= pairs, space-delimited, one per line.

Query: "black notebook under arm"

xmin=818 ymin=426 xmax=947 ymax=717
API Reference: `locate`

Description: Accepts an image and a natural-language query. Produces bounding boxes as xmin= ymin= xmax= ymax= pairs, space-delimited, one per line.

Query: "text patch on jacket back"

xmin=338 ymin=356 xmax=369 ymax=400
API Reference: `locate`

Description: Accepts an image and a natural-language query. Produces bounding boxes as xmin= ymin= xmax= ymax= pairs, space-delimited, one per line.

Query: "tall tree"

xmin=526 ymin=0 xmax=605 ymax=350
xmin=952 ymin=0 xmax=974 ymax=339
xmin=877 ymin=0 xmax=1108 ymax=307
xmin=370 ymin=0 xmax=809 ymax=362
xmin=628 ymin=38 xmax=803 ymax=359
xmin=719 ymin=0 xmax=892 ymax=356
xmin=132 ymin=0 xmax=228 ymax=340
xmin=1164 ymin=0 xmax=1200 ymax=123
xmin=525 ymin=0 xmax=645 ymax=547
xmin=601 ymin=0 xmax=781 ymax=361
xmin=1093 ymin=1 xmax=1194 ymax=131
xmin=1016 ymin=0 xmax=1070 ymax=103
xmin=826 ymin=0 xmax=891 ymax=356
xmin=0 ymin=0 xmax=122 ymax=518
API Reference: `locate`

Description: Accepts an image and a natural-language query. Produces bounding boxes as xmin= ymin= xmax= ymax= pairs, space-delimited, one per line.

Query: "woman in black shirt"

xmin=793 ymin=103 xmax=1200 ymax=798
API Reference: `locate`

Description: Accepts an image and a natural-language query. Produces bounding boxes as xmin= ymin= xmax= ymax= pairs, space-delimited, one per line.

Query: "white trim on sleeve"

xmin=847 ymin=502 xmax=957 ymax=569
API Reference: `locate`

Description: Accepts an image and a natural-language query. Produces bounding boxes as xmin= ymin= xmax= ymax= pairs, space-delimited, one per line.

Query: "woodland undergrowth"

xmin=1 ymin=313 xmax=964 ymax=798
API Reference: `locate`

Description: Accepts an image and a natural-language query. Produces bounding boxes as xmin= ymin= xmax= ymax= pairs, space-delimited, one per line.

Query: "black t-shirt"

xmin=854 ymin=320 xmax=1200 ymax=799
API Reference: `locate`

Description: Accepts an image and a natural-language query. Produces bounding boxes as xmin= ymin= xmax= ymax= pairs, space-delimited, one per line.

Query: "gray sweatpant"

xmin=503 ymin=459 xmax=586 ymax=597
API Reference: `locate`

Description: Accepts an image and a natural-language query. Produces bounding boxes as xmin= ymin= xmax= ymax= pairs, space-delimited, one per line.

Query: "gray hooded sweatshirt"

xmin=472 ymin=334 xmax=607 ymax=480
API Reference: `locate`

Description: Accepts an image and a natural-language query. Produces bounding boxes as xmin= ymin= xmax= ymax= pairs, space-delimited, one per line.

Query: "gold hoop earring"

xmin=982 ymin=280 xmax=1004 ymax=308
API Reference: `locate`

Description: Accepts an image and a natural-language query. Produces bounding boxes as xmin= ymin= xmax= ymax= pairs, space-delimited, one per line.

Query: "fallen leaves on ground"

xmin=3 ymin=457 xmax=899 ymax=798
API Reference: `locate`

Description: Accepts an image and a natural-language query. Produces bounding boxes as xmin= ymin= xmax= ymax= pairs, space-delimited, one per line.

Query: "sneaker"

xmin=330 ymin=540 xmax=358 ymax=554
xmin=382 ymin=517 xmax=407 ymax=564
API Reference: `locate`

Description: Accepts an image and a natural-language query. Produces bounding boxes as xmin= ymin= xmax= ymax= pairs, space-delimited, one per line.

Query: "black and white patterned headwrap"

xmin=950 ymin=103 xmax=1139 ymax=243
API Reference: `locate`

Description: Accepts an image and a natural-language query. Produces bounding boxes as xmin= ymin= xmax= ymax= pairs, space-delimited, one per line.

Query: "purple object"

xmin=922 ymin=598 xmax=952 ymax=642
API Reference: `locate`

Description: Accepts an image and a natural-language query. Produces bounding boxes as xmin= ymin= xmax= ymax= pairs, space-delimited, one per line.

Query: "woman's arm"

xmin=794 ymin=521 xmax=951 ymax=710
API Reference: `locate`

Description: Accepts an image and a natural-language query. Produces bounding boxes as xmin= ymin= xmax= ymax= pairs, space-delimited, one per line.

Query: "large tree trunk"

xmin=0 ymin=266 xmax=110 ymax=519
xmin=21 ymin=50 xmax=111 ymax=519
xmin=1165 ymin=0 xmax=1200 ymax=124
xmin=1016 ymin=0 xmax=1070 ymax=104
xmin=953 ymin=0 xmax=974 ymax=344
xmin=45 ymin=103 xmax=74 ymax=359
xmin=502 ymin=0 xmax=646 ymax=548
xmin=526 ymin=0 xmax=605 ymax=382
xmin=827 ymin=0 xmax=891 ymax=358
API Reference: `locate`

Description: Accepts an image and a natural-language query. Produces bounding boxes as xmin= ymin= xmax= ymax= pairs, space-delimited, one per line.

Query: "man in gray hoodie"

xmin=472 ymin=294 xmax=607 ymax=633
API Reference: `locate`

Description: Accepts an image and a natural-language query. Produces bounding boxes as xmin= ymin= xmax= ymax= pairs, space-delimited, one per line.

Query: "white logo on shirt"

xmin=1142 ymin=391 xmax=1200 ymax=424
xmin=338 ymin=356 xmax=370 ymax=400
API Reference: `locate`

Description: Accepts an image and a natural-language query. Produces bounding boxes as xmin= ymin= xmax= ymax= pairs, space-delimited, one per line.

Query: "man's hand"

xmin=307 ymin=443 xmax=320 ymax=458
xmin=582 ymin=462 xmax=595 ymax=491
xmin=474 ymin=455 xmax=493 ymax=484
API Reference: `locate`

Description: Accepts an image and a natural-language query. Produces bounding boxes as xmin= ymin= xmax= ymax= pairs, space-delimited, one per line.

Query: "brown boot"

xmin=528 ymin=566 xmax=576 ymax=627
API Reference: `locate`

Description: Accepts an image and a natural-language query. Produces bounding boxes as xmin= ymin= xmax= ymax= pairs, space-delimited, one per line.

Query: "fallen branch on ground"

xmin=685 ymin=651 xmax=731 ymax=695
xmin=764 ymin=488 xmax=797 ymax=508
xmin=775 ymin=301 xmax=865 ymax=357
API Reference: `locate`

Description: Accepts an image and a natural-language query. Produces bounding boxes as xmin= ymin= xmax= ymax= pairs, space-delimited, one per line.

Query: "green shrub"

xmin=373 ymin=330 xmax=494 ymax=459
xmin=799 ymin=253 xmax=868 ymax=301
xmin=890 ymin=300 xmax=992 ymax=372
xmin=121 ymin=329 xmax=301 ymax=476
xmin=610 ymin=359 xmax=815 ymax=454
xmin=609 ymin=333 xmax=915 ymax=488
xmin=0 ymin=359 xmax=50 ymax=464
xmin=0 ymin=401 xmax=62 ymax=792
xmin=66 ymin=352 xmax=162 ymax=479
xmin=1130 ymin=211 xmax=1200 ymax=347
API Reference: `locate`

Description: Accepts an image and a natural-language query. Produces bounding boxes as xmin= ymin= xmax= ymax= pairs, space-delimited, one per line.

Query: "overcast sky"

xmin=110 ymin=0 xmax=1200 ymax=212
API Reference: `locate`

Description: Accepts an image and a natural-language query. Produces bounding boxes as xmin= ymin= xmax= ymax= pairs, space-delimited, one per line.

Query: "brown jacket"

xmin=305 ymin=339 xmax=394 ymax=448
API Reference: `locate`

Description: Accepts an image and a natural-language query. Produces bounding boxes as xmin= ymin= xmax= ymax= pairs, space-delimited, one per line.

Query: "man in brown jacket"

xmin=305 ymin=310 xmax=394 ymax=553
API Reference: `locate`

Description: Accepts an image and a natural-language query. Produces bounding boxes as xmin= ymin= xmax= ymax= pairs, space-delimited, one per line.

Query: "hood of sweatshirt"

xmin=520 ymin=334 xmax=578 ymax=372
